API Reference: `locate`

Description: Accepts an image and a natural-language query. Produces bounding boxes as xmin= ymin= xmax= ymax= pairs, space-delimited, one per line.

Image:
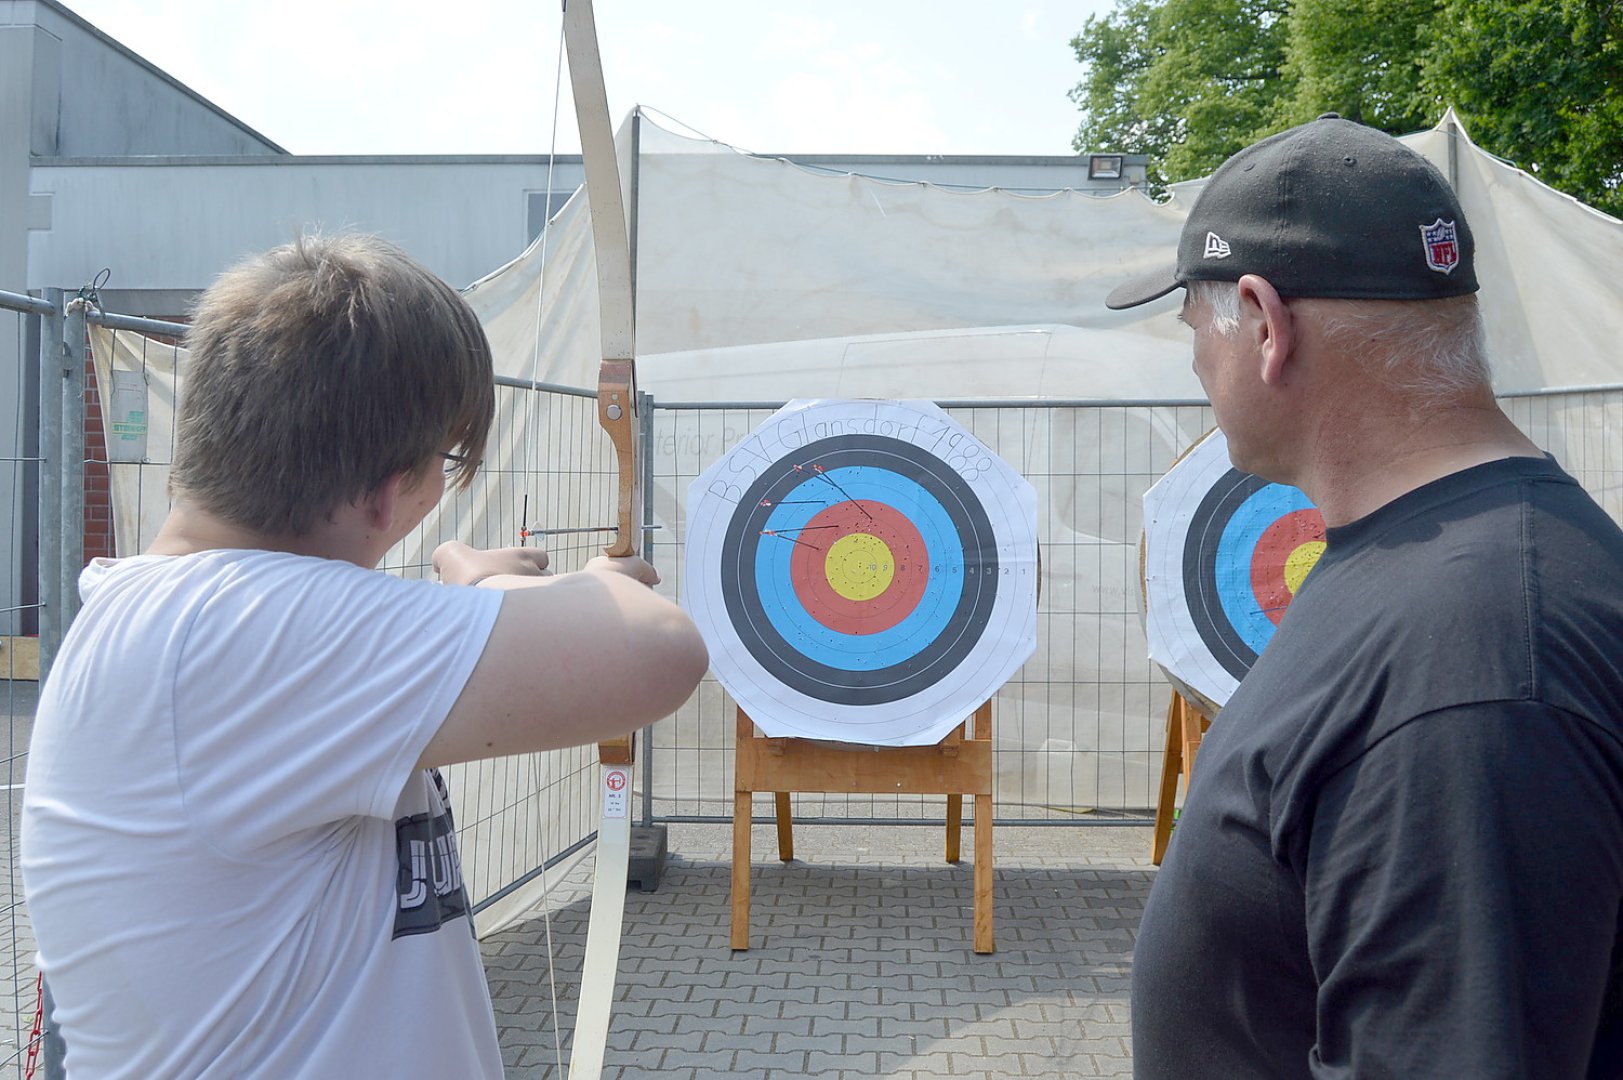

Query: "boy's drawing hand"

xmin=433 ymin=541 xmax=550 ymax=586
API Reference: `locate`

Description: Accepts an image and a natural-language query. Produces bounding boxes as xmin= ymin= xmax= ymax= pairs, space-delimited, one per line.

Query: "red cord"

xmin=24 ymin=971 xmax=43 ymax=1078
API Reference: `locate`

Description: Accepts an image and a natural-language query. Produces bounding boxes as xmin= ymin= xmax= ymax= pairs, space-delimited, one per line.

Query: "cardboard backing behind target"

xmin=1141 ymin=428 xmax=1327 ymax=714
xmin=684 ymin=399 xmax=1038 ymax=746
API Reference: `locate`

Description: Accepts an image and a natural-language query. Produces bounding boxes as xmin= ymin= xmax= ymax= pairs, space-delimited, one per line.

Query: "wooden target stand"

xmin=731 ymin=699 xmax=997 ymax=954
xmin=1150 ymin=691 xmax=1212 ymax=865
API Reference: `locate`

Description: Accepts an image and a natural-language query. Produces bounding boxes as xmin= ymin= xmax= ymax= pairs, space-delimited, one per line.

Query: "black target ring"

xmin=721 ymin=434 xmax=1000 ymax=706
xmin=1182 ymin=468 xmax=1268 ymax=683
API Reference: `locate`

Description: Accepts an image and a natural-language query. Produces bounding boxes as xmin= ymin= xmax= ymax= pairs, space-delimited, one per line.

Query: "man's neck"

xmin=1294 ymin=397 xmax=1541 ymax=527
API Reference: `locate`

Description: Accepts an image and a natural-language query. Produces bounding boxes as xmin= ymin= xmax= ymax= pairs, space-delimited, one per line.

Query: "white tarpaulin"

xmin=467 ymin=108 xmax=1623 ymax=400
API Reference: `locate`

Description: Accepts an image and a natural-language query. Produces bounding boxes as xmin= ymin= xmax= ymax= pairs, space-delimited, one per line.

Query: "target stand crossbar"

xmin=731 ymin=701 xmax=996 ymax=955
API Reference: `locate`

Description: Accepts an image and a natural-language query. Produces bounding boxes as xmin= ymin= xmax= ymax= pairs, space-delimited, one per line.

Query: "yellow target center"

xmin=1284 ymin=541 xmax=1327 ymax=595
xmin=825 ymin=533 xmax=895 ymax=601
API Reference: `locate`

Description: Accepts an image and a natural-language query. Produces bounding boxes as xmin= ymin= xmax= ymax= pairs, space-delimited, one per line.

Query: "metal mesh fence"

xmin=0 ymin=293 xmax=47 ymax=1080
xmin=643 ymin=391 xmax=1623 ymax=829
xmin=646 ymin=401 xmax=1224 ymax=827
xmin=1501 ymin=387 xmax=1623 ymax=520
xmin=383 ymin=378 xmax=621 ymax=918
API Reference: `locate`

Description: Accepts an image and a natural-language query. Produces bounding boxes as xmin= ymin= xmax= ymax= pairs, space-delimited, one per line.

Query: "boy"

xmin=22 ymin=233 xmax=708 ymax=1077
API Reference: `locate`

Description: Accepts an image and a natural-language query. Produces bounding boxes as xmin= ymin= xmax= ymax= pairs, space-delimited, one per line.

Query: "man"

xmin=21 ymin=234 xmax=709 ymax=1077
xmin=1108 ymin=115 xmax=1623 ymax=1077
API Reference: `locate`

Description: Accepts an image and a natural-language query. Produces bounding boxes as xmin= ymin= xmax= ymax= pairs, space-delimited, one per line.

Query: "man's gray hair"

xmin=1187 ymin=280 xmax=1242 ymax=336
xmin=1184 ymin=279 xmax=1491 ymax=400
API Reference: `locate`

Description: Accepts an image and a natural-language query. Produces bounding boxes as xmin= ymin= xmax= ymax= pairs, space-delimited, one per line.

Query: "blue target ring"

xmin=755 ymin=469 xmax=961 ymax=669
xmin=1214 ymin=484 xmax=1316 ymax=654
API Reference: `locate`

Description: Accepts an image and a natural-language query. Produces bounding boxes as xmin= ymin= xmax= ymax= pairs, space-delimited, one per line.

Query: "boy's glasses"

xmin=439 ymin=451 xmax=480 ymax=476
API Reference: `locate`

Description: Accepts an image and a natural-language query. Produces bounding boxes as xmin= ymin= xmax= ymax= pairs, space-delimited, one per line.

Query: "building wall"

xmin=18 ymin=0 xmax=283 ymax=158
xmin=29 ymin=157 xmax=582 ymax=295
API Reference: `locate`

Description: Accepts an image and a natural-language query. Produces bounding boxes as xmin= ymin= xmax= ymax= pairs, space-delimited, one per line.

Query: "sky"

xmin=57 ymin=0 xmax=1120 ymax=158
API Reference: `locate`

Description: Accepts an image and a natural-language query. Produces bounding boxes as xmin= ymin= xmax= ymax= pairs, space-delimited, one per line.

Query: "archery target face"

xmin=684 ymin=399 xmax=1038 ymax=746
xmin=1141 ymin=428 xmax=1326 ymax=709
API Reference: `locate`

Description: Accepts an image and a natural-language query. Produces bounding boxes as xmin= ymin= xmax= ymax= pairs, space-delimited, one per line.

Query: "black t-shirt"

xmin=1133 ymin=456 xmax=1623 ymax=1079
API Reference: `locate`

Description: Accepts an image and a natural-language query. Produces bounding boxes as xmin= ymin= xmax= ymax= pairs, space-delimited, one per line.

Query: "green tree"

xmin=1425 ymin=0 xmax=1623 ymax=217
xmin=1269 ymin=0 xmax=1441 ymax=132
xmin=1070 ymin=0 xmax=1623 ymax=216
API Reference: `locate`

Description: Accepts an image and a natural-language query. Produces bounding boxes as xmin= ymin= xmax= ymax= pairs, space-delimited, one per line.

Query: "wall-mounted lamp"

xmin=1088 ymin=155 xmax=1125 ymax=180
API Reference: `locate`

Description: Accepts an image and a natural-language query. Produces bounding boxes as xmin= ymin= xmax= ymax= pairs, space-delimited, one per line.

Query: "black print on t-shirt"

xmin=392 ymin=806 xmax=471 ymax=939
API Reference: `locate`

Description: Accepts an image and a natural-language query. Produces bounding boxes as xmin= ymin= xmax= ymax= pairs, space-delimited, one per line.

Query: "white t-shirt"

xmin=21 ymin=549 xmax=506 ymax=1078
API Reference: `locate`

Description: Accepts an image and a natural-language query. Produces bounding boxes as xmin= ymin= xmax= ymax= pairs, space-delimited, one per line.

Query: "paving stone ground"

xmin=482 ymin=821 xmax=1156 ymax=1079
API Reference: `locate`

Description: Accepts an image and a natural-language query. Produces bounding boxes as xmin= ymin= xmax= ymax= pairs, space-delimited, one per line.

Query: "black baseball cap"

xmin=1105 ymin=114 xmax=1478 ymax=309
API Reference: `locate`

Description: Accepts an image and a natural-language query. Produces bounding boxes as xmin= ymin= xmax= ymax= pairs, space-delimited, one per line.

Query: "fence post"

xmin=41 ymin=293 xmax=84 ymax=1080
xmin=37 ymin=290 xmax=64 ymax=679
xmin=61 ymin=301 xmax=88 ymax=628
xmin=638 ymin=389 xmax=656 ymax=827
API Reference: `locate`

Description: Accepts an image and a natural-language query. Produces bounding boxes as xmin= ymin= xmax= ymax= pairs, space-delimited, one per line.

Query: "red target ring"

xmin=1249 ymin=509 xmax=1327 ymax=627
xmin=788 ymin=500 xmax=930 ymax=635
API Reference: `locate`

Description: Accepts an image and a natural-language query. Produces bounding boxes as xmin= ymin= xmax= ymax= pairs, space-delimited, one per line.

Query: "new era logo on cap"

xmin=1204 ymin=232 xmax=1232 ymax=259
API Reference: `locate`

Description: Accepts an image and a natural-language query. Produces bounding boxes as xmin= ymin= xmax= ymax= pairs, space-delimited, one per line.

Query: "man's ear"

xmin=1238 ymin=274 xmax=1294 ymax=386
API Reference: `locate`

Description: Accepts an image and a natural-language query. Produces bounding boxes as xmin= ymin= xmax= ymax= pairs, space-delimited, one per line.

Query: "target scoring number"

xmin=685 ymin=400 xmax=1038 ymax=747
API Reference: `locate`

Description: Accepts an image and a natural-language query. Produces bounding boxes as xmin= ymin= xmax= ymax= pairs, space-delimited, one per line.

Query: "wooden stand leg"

xmin=974 ymin=791 xmax=993 ymax=954
xmin=1151 ymin=694 xmax=1185 ymax=865
xmin=774 ymin=792 xmax=793 ymax=862
xmin=731 ymin=709 xmax=755 ymax=951
xmin=971 ymin=700 xmax=993 ymax=954
xmin=945 ymin=716 xmax=967 ymax=863
xmin=731 ymin=789 xmax=752 ymax=950
xmin=1182 ymin=710 xmax=1207 ymax=777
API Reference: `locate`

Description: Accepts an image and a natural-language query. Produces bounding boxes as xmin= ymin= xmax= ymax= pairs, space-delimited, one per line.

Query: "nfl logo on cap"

xmin=1421 ymin=219 xmax=1461 ymax=275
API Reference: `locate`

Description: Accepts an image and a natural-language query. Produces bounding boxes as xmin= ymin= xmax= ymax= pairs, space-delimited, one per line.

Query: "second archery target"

xmin=1142 ymin=428 xmax=1326 ymax=712
xmin=685 ymin=399 xmax=1038 ymax=746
